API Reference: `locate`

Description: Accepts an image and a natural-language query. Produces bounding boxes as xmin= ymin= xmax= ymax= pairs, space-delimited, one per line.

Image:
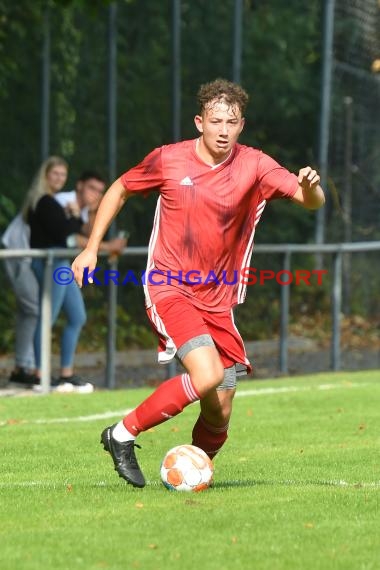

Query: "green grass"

xmin=1 ymin=370 xmax=379 ymax=570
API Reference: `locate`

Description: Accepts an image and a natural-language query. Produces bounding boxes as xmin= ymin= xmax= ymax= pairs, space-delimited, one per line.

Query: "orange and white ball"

xmin=160 ymin=444 xmax=214 ymax=492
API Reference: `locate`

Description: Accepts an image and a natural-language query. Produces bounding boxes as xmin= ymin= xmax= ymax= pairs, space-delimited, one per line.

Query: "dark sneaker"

xmin=8 ymin=369 xmax=38 ymax=389
xmin=56 ymin=375 xmax=94 ymax=394
xmin=101 ymin=424 xmax=146 ymax=488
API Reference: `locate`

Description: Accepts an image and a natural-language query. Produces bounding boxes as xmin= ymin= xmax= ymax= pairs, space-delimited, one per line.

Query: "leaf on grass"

xmin=66 ymin=484 xmax=73 ymax=492
xmin=231 ymin=536 xmax=238 ymax=544
xmin=171 ymin=426 xmax=179 ymax=432
xmin=246 ymin=409 xmax=253 ymax=417
xmin=135 ymin=502 xmax=144 ymax=509
xmin=358 ymin=423 xmax=366 ymax=431
xmin=148 ymin=544 xmax=158 ymax=549
xmin=304 ymin=522 xmax=314 ymax=529
xmin=7 ymin=418 xmax=23 ymax=425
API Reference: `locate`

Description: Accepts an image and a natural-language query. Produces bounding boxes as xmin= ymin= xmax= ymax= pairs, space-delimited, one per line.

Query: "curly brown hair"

xmin=197 ymin=78 xmax=249 ymax=115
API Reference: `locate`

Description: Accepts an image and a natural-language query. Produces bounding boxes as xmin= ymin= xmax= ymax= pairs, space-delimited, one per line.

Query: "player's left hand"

xmin=298 ymin=167 xmax=320 ymax=191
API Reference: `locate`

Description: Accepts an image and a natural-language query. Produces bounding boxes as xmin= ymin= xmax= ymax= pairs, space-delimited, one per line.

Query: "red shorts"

xmin=146 ymin=294 xmax=252 ymax=374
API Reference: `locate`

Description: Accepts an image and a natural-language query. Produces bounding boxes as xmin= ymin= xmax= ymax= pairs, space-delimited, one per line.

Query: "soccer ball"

xmin=160 ymin=444 xmax=214 ymax=492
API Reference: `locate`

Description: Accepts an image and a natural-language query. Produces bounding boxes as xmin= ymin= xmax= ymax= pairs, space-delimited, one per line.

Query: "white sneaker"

xmin=54 ymin=381 xmax=94 ymax=394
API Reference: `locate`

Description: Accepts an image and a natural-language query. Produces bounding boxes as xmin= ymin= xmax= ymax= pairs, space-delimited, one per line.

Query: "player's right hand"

xmin=72 ymin=249 xmax=98 ymax=288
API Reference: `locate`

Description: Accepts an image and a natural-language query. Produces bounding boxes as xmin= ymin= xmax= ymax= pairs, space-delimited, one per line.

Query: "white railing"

xmin=1 ymin=241 xmax=379 ymax=393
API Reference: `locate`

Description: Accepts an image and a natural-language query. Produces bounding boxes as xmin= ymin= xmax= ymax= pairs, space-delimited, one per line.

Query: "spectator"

xmin=55 ymin=170 xmax=126 ymax=253
xmin=1 ymin=214 xmax=39 ymax=387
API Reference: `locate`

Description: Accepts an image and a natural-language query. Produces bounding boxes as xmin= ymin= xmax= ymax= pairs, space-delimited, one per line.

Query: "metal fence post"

xmin=167 ymin=359 xmax=177 ymax=379
xmin=105 ymin=2 xmax=118 ymax=389
xmin=106 ymin=256 xmax=119 ymax=389
xmin=41 ymin=6 xmax=51 ymax=161
xmin=172 ymin=0 xmax=181 ymax=142
xmin=40 ymin=251 xmax=53 ymax=393
xmin=315 ymin=0 xmax=336 ymax=266
xmin=279 ymin=251 xmax=291 ymax=374
xmin=232 ymin=0 xmax=243 ymax=83
xmin=331 ymin=250 xmax=342 ymax=371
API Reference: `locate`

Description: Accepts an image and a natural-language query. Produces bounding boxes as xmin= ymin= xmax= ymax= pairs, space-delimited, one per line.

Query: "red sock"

xmin=192 ymin=414 xmax=229 ymax=459
xmin=123 ymin=373 xmax=199 ymax=436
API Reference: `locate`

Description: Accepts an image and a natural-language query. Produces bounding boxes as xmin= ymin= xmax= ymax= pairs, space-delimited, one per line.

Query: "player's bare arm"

xmin=72 ymin=177 xmax=130 ymax=287
xmin=291 ymin=166 xmax=325 ymax=210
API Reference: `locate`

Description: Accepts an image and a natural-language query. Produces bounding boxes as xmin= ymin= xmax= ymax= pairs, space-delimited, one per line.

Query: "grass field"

xmin=1 ymin=370 xmax=379 ymax=570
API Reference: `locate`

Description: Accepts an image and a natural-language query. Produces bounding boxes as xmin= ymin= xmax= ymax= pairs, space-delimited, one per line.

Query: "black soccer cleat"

xmin=101 ymin=424 xmax=146 ymax=488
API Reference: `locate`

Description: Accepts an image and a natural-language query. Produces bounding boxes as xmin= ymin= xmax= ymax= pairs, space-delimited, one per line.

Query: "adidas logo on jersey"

xmin=179 ymin=176 xmax=193 ymax=186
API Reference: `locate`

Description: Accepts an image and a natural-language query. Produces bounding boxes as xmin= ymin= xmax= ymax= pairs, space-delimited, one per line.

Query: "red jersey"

xmin=121 ymin=139 xmax=298 ymax=311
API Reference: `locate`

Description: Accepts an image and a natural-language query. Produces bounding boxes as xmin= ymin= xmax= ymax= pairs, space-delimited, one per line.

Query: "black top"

xmin=28 ymin=194 xmax=83 ymax=248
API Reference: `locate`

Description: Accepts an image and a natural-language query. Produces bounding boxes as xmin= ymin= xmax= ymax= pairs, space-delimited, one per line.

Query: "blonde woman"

xmin=24 ymin=156 xmax=93 ymax=393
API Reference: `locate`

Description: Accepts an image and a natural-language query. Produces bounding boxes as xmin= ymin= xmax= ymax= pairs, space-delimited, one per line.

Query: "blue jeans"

xmin=32 ymin=258 xmax=87 ymax=369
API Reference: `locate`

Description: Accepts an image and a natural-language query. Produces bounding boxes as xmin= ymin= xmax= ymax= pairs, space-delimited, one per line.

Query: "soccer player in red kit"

xmin=72 ymin=79 xmax=325 ymax=488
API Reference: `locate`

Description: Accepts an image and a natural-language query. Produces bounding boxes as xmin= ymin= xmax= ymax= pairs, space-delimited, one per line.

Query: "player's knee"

xmin=197 ymin=360 xmax=225 ymax=392
xmin=212 ymin=360 xmax=225 ymax=387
